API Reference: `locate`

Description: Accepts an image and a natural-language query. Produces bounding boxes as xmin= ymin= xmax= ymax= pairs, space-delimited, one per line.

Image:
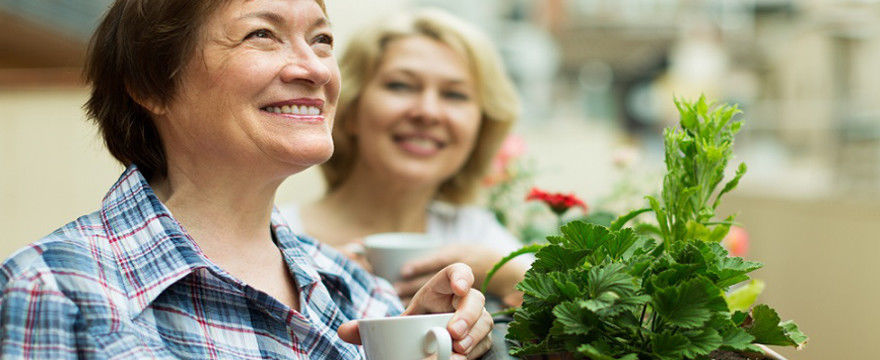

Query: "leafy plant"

xmin=484 ymin=96 xmax=807 ymax=359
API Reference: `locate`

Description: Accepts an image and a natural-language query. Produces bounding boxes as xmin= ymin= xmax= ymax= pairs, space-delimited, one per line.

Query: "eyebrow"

xmin=391 ymin=68 xmax=471 ymax=86
xmin=237 ymin=11 xmax=331 ymax=29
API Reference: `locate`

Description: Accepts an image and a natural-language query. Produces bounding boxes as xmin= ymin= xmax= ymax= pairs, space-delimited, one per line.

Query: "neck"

xmin=151 ymin=160 xmax=283 ymax=249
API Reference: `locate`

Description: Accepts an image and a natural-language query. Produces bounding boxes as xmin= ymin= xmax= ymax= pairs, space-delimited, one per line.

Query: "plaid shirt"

xmin=0 ymin=166 xmax=404 ymax=359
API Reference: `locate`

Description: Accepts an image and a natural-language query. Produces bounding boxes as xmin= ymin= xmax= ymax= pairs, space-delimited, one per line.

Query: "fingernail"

xmin=455 ymin=279 xmax=468 ymax=291
xmin=451 ymin=319 xmax=467 ymax=337
xmin=458 ymin=335 xmax=473 ymax=350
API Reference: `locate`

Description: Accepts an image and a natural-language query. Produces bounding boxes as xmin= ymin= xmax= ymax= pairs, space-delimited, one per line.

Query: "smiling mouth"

xmin=260 ymin=105 xmax=323 ymax=116
xmin=393 ymin=134 xmax=446 ymax=155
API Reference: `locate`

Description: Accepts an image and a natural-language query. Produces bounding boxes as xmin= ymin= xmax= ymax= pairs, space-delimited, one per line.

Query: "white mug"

xmin=358 ymin=313 xmax=454 ymax=360
xmin=362 ymin=232 xmax=442 ymax=282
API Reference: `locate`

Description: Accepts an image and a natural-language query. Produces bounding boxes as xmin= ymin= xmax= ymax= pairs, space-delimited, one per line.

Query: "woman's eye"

xmin=314 ymin=33 xmax=334 ymax=47
xmin=443 ymin=91 xmax=470 ymax=101
xmin=386 ymin=81 xmax=414 ymax=91
xmin=244 ymin=29 xmax=273 ymax=41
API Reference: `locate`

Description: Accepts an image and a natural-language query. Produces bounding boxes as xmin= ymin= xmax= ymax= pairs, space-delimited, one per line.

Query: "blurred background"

xmin=1 ymin=0 xmax=878 ymax=358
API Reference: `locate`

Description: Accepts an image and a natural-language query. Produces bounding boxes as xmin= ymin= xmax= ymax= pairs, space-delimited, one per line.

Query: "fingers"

xmin=336 ymin=320 xmax=361 ymax=345
xmin=454 ymin=308 xmax=493 ymax=356
xmin=446 ymin=263 xmax=475 ymax=297
xmin=465 ymin=332 xmax=494 ymax=359
xmin=405 ymin=263 xmax=474 ymax=315
xmin=448 ymin=288 xmax=485 ymax=340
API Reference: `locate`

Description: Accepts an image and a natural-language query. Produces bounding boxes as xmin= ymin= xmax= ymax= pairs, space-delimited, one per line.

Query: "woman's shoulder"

xmin=1 ymin=211 xmax=119 ymax=295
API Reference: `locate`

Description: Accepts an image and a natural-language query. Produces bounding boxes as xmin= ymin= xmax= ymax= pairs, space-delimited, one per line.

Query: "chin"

xmin=271 ymin=140 xmax=334 ymax=171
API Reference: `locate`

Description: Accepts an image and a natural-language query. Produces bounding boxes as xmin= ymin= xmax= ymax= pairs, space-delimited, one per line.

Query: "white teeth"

xmin=403 ymin=137 xmax=438 ymax=150
xmin=264 ymin=105 xmax=322 ymax=115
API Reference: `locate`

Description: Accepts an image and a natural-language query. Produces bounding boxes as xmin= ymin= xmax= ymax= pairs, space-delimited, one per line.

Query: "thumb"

xmin=337 ymin=320 xmax=362 ymax=345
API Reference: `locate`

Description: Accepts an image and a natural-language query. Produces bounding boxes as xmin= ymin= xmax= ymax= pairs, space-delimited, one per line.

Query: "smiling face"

xmin=348 ymin=35 xmax=482 ymax=189
xmin=154 ymin=0 xmax=340 ymax=179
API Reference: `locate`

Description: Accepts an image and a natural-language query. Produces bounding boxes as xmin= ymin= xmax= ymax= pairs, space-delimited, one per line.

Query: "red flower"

xmin=526 ymin=187 xmax=588 ymax=216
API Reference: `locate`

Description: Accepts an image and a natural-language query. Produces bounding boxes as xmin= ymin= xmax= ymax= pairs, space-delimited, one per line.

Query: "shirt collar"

xmin=102 ymin=165 xmax=346 ymax=319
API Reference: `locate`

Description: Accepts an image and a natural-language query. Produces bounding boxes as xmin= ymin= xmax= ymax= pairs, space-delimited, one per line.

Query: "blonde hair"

xmin=322 ymin=8 xmax=520 ymax=204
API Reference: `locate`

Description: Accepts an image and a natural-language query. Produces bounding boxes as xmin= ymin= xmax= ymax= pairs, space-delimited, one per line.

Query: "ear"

xmin=126 ymin=84 xmax=168 ymax=116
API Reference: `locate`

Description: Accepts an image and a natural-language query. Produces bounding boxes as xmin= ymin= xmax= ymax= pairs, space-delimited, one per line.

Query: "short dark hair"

xmin=84 ymin=0 xmax=326 ymax=180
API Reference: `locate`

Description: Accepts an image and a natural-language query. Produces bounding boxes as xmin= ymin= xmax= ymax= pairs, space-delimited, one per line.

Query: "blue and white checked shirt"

xmin=0 ymin=165 xmax=404 ymax=359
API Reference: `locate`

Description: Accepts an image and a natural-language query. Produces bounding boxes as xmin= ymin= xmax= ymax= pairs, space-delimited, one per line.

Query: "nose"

xmin=409 ymin=89 xmax=443 ymax=125
xmin=278 ymin=43 xmax=333 ymax=87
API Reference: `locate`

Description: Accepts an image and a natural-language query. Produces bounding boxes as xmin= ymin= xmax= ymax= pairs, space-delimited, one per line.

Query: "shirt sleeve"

xmin=0 ymin=271 xmax=79 ymax=359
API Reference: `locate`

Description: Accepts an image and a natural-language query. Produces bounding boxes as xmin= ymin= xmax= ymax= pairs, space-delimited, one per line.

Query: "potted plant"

xmin=483 ymin=96 xmax=807 ymax=360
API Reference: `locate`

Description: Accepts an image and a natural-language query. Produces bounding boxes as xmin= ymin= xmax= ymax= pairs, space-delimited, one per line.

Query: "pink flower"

xmin=722 ymin=225 xmax=750 ymax=257
xmin=483 ymin=135 xmax=527 ymax=186
xmin=526 ymin=187 xmax=588 ymax=216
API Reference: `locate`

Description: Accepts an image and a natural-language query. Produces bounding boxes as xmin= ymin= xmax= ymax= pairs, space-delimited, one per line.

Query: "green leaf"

xmin=517 ymin=271 xmax=583 ymax=302
xmin=634 ymin=223 xmax=662 ymax=237
xmin=578 ymin=343 xmax=638 ymax=360
xmin=559 ymin=221 xmax=612 ymax=252
xmin=646 ymin=195 xmax=669 ymax=240
xmin=712 ymin=256 xmax=763 ymax=288
xmin=698 ymin=242 xmax=762 ymax=288
xmin=653 ymin=277 xmax=729 ymax=328
xmin=507 ymin=303 xmax=555 ymax=342
xmin=713 ymin=162 xmax=747 ymax=210
xmin=586 ymin=263 xmax=638 ymax=298
xmin=652 ymin=332 xmax=690 ymax=360
xmin=680 ymin=328 xmax=723 ymax=358
xmin=731 ymin=311 xmax=748 ymax=326
xmin=724 ymin=279 xmax=765 ymax=312
xmin=781 ymin=320 xmax=809 ymax=346
xmin=609 ymin=207 xmax=651 ymax=231
xmin=552 ymin=301 xmax=599 ymax=336
xmin=719 ymin=325 xmax=756 ymax=351
xmin=603 ymin=228 xmax=640 ymax=261
xmin=481 ymin=243 xmax=545 ymax=293
xmin=531 ymin=244 xmax=587 ymax=273
xmin=706 ymin=215 xmax=735 ymax=243
xmin=746 ymin=304 xmax=808 ymax=347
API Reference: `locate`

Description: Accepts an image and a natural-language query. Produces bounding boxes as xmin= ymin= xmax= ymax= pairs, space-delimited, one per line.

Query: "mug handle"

xmin=423 ymin=326 xmax=452 ymax=360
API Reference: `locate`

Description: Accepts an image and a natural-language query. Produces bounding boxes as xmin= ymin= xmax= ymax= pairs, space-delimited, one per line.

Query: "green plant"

xmin=484 ymin=96 xmax=807 ymax=359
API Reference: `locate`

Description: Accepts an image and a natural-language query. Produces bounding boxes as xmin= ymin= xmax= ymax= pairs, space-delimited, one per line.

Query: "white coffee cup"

xmin=362 ymin=232 xmax=442 ymax=282
xmin=358 ymin=313 xmax=454 ymax=360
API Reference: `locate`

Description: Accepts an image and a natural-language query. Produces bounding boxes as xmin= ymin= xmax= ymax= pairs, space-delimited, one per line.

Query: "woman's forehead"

xmin=214 ymin=0 xmax=328 ymax=21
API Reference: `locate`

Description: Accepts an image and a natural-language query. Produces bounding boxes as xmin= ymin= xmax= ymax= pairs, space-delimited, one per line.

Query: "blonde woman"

xmin=282 ymin=9 xmax=529 ymax=307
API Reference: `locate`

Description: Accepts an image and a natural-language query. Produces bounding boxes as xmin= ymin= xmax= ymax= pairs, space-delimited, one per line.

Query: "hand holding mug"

xmin=338 ymin=263 xmax=494 ymax=359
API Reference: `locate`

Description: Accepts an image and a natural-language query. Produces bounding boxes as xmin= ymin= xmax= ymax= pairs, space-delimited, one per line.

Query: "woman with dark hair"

xmin=0 ymin=1 xmax=493 ymax=358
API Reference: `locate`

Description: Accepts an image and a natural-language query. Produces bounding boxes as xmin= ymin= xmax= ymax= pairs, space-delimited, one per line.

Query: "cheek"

xmin=454 ymin=109 xmax=483 ymax=146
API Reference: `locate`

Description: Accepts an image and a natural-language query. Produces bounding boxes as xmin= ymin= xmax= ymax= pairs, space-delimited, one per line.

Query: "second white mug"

xmin=362 ymin=232 xmax=442 ymax=282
